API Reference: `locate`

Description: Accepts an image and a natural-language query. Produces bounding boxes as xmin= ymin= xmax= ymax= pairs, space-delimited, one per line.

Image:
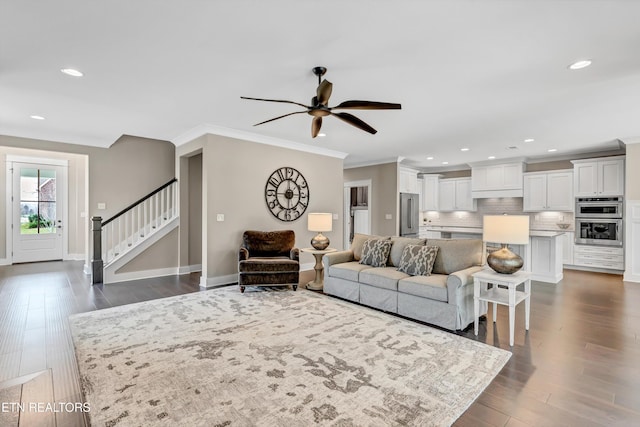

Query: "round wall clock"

xmin=265 ymin=167 xmax=309 ymax=221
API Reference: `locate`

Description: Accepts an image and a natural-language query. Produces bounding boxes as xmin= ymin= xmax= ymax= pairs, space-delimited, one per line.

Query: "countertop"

xmin=420 ymin=225 xmax=569 ymax=237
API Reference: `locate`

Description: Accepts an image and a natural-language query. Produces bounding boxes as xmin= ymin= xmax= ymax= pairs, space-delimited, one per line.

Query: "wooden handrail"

xmin=103 ymin=178 xmax=177 ymax=226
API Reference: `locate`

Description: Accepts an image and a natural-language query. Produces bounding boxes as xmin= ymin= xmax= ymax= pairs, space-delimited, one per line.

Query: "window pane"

xmin=39 ymin=170 xmax=56 ymax=202
xmin=38 ymin=202 xmax=56 ymax=234
xmin=20 ymin=202 xmax=39 ymax=234
xmin=20 ymin=168 xmax=39 ymax=201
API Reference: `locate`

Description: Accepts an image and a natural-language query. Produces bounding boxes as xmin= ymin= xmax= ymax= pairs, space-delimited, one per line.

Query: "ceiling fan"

xmin=241 ymin=66 xmax=401 ymax=138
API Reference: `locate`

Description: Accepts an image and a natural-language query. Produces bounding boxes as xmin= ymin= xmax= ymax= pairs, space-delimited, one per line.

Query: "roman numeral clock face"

xmin=265 ymin=167 xmax=309 ymax=221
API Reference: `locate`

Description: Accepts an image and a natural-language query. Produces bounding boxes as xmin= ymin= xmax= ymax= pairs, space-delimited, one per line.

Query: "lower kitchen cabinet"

xmin=573 ymin=245 xmax=624 ymax=271
xmin=560 ymin=231 xmax=574 ymax=265
xmin=529 ymin=236 xmax=563 ymax=283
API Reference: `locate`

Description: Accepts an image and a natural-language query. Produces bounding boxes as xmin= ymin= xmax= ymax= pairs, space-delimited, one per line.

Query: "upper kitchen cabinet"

xmin=439 ymin=177 xmax=477 ymax=211
xmin=420 ymin=174 xmax=440 ymax=211
xmin=571 ymin=156 xmax=625 ymax=197
xmin=523 ymin=170 xmax=573 ymax=212
xmin=399 ymin=166 xmax=420 ymax=194
xmin=471 ymin=161 xmax=525 ymax=198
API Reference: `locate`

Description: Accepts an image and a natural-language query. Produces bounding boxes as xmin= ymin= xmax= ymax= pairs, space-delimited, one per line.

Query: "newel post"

xmin=91 ymin=216 xmax=104 ymax=284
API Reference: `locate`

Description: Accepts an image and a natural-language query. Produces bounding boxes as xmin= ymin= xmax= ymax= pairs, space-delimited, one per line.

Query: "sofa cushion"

xmin=327 ymin=261 xmax=374 ymax=282
xmin=238 ymin=257 xmax=299 ymax=273
xmin=350 ymin=233 xmax=388 ymax=261
xmin=427 ymin=238 xmax=483 ymax=275
xmin=359 ymin=239 xmax=393 ymax=267
xmin=398 ymin=274 xmax=448 ymax=302
xmin=387 ymin=237 xmax=426 ymax=267
xmin=397 ymin=245 xmax=439 ymax=276
xmin=359 ymin=267 xmax=409 ymax=291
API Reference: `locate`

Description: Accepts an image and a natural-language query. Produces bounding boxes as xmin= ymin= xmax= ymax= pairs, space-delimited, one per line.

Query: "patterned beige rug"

xmin=69 ymin=287 xmax=510 ymax=426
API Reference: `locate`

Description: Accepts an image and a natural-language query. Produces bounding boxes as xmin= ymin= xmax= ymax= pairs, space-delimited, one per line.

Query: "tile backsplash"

xmin=420 ymin=198 xmax=574 ymax=231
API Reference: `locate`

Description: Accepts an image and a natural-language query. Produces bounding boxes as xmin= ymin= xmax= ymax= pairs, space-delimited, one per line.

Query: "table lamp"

xmin=308 ymin=213 xmax=332 ymax=250
xmin=483 ymin=215 xmax=530 ymax=274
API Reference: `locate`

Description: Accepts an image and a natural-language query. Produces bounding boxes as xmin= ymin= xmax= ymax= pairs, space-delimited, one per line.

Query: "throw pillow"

xmin=350 ymin=233 xmax=388 ymax=261
xmin=397 ymin=245 xmax=439 ymax=276
xmin=359 ymin=239 xmax=393 ymax=267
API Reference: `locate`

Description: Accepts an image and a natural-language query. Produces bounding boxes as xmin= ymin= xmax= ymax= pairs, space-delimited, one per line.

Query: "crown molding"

xmin=171 ymin=124 xmax=348 ymax=159
xmin=344 ymin=157 xmax=400 ymax=169
xmin=620 ymin=136 xmax=640 ymax=145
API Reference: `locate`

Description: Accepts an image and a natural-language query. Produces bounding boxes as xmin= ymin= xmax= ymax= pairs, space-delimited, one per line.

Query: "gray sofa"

xmin=322 ymin=234 xmax=488 ymax=330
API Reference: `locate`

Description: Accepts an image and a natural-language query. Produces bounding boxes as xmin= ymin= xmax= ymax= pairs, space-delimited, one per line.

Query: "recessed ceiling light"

xmin=61 ymin=68 xmax=83 ymax=77
xmin=524 ymin=138 xmax=535 ymax=143
xmin=426 ymin=156 xmax=434 ymax=160
xmin=317 ymin=133 xmax=326 ymax=137
xmin=460 ymin=148 xmax=470 ymax=152
xmin=568 ymin=60 xmax=592 ymax=70
xmin=488 ymin=156 xmax=496 ymax=160
xmin=30 ymin=115 xmax=45 ymax=120
xmin=442 ymin=161 xmax=449 ymax=165
xmin=548 ymin=148 xmax=558 ymax=152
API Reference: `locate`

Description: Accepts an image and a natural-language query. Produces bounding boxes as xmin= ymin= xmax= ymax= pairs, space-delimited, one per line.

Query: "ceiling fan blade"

xmin=331 ymin=112 xmax=377 ymax=134
xmin=311 ymin=117 xmax=322 ymax=138
xmin=316 ymin=80 xmax=333 ymax=105
xmin=332 ymin=100 xmax=402 ymax=110
xmin=253 ymin=110 xmax=307 ymax=126
xmin=241 ymin=96 xmax=310 ymax=109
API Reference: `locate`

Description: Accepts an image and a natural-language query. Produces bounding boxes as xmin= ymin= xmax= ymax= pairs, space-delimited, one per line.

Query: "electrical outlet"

xmin=332 ymin=213 xmax=338 ymax=220
xmin=216 ymin=214 xmax=224 ymax=222
xmin=385 ymin=214 xmax=392 ymax=220
xmin=559 ymin=215 xmax=564 ymax=221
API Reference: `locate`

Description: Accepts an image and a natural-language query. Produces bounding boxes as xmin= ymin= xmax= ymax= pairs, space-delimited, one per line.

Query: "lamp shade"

xmin=308 ymin=213 xmax=332 ymax=232
xmin=483 ymin=215 xmax=530 ymax=245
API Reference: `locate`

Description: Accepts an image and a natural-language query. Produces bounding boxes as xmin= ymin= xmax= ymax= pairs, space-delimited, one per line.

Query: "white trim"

xmin=344 ymin=179 xmax=372 ymax=250
xmin=64 ymin=253 xmax=85 ymax=261
xmin=344 ymin=157 xmax=400 ymax=169
xmin=106 ymin=267 xmax=180 ymax=284
xmin=83 ymin=263 xmax=91 ymax=275
xmin=0 ymin=258 xmax=9 ymax=266
xmin=171 ymin=124 xmax=348 ymax=160
xmin=624 ymin=200 xmax=640 ymax=283
xmin=178 ymin=264 xmax=202 ymax=274
xmin=5 ymin=163 xmax=11 ymax=264
xmin=6 ymin=155 xmax=69 ymax=167
xmin=199 ymin=273 xmax=238 ymax=289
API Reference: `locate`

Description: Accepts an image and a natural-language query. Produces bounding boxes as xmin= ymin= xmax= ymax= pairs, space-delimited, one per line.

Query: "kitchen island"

xmin=421 ymin=225 xmax=565 ymax=284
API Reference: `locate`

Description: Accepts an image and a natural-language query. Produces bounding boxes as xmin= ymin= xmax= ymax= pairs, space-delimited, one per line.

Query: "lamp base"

xmin=311 ymin=233 xmax=330 ymax=250
xmin=487 ymin=244 xmax=523 ymax=274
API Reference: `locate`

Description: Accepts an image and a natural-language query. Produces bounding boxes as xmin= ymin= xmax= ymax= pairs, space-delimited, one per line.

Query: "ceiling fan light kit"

xmin=241 ymin=66 xmax=401 ymax=138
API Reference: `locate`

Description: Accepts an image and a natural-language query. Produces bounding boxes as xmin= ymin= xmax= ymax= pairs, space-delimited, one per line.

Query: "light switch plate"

xmin=97 ymin=203 xmax=106 ymax=210
xmin=385 ymin=214 xmax=392 ymax=220
xmin=216 ymin=214 xmax=225 ymax=222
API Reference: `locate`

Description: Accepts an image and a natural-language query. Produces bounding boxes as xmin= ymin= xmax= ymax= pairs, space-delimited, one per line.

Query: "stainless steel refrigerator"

xmin=400 ymin=192 xmax=420 ymax=237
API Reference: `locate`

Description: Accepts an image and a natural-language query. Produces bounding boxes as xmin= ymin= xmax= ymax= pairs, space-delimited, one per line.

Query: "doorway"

xmin=343 ymin=180 xmax=372 ymax=250
xmin=9 ymin=159 xmax=68 ymax=263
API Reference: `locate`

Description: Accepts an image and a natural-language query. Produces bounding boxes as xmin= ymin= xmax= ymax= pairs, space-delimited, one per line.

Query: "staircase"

xmin=91 ymin=179 xmax=178 ymax=284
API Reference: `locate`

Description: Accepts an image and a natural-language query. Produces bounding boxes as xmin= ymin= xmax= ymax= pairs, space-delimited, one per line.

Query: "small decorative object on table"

xmin=308 ymin=213 xmax=332 ymax=250
xmin=483 ymin=215 xmax=530 ymax=274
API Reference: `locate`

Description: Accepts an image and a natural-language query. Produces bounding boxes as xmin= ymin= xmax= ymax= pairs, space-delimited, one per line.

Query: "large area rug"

xmin=69 ymin=287 xmax=510 ymax=426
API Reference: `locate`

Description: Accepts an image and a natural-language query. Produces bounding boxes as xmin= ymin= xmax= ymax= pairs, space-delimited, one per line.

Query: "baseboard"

xmin=300 ymin=262 xmax=314 ymax=271
xmin=199 ymin=273 xmax=238 ymax=289
xmin=64 ymin=253 xmax=85 ymax=261
xmin=0 ymin=258 xmax=9 ymax=266
xmin=623 ymin=272 xmax=640 ymax=283
xmin=106 ymin=267 xmax=180 ymax=284
xmin=83 ymin=263 xmax=91 ymax=275
xmin=530 ymin=272 xmax=563 ymax=284
xmin=178 ymin=264 xmax=202 ymax=275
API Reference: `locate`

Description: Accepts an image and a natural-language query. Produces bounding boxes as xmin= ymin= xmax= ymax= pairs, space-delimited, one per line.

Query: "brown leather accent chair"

xmin=238 ymin=230 xmax=300 ymax=293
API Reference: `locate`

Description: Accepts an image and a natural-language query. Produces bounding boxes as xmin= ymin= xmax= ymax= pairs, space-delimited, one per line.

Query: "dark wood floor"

xmin=1 ymin=262 xmax=639 ymax=426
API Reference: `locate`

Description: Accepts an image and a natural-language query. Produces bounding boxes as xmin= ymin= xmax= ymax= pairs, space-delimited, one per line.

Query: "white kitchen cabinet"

xmin=573 ymin=245 xmax=624 ymax=271
xmin=399 ymin=167 xmax=420 ymax=194
xmin=529 ymin=236 xmax=563 ymax=283
xmin=438 ymin=178 xmax=477 ymax=211
xmin=560 ymin=231 xmax=574 ymax=265
xmin=471 ymin=162 xmax=524 ymax=198
xmin=571 ymin=157 xmax=624 ymax=197
xmin=421 ymin=174 xmax=439 ymax=211
xmin=523 ymin=170 xmax=573 ymax=212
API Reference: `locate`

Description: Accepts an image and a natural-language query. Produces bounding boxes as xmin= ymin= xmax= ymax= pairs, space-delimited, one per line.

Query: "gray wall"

xmin=178 ymin=134 xmax=344 ymax=284
xmin=0 ymin=134 xmax=175 ymax=270
xmin=344 ymin=162 xmax=398 ymax=236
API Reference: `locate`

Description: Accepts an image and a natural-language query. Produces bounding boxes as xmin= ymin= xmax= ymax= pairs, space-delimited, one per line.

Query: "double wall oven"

xmin=575 ymin=197 xmax=623 ymax=247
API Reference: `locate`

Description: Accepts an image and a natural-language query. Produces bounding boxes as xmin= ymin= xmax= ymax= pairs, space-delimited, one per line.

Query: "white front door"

xmin=12 ymin=162 xmax=66 ymax=263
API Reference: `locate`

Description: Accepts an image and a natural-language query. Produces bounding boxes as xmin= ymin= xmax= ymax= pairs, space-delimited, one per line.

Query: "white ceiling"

xmin=2 ymin=1 xmax=639 ymax=169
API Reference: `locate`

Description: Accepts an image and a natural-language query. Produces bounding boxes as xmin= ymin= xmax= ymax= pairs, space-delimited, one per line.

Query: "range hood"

xmin=470 ymin=161 xmax=525 ymax=199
